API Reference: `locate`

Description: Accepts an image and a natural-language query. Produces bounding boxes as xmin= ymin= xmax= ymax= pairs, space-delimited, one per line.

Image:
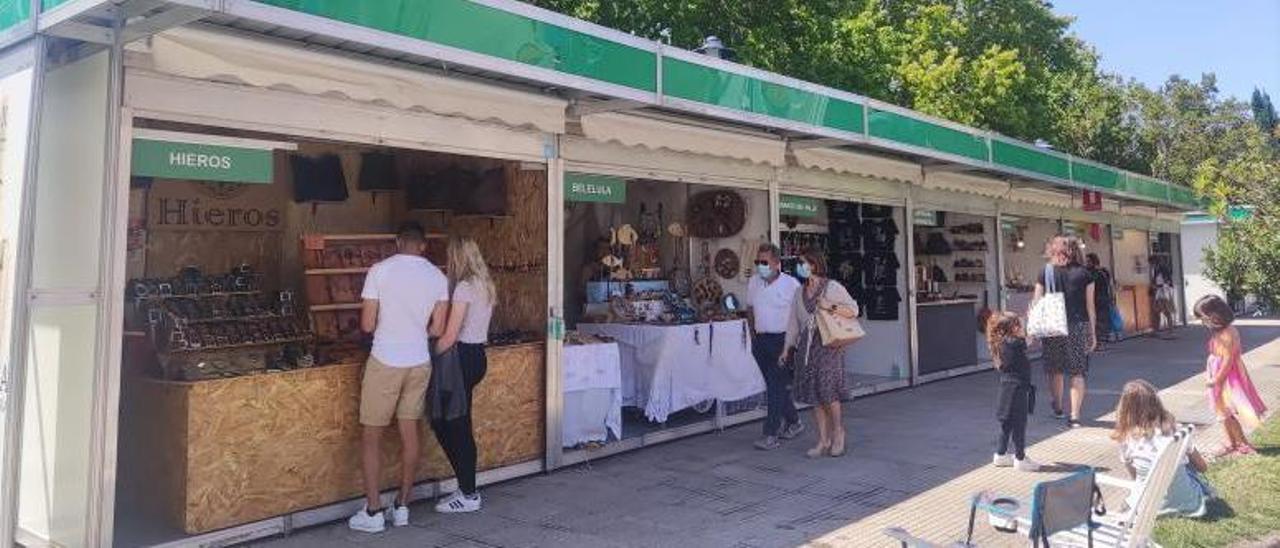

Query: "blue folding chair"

xmin=885 ymin=467 xmax=1105 ymax=547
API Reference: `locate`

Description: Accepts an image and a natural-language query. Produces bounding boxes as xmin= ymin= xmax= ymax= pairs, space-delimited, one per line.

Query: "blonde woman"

xmin=1034 ymin=235 xmax=1097 ymax=428
xmin=432 ymin=235 xmax=495 ymax=513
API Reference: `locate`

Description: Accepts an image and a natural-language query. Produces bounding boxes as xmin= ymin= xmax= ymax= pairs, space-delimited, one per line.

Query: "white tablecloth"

xmin=577 ymin=320 xmax=765 ymax=422
xmin=562 ymin=342 xmax=622 ymax=447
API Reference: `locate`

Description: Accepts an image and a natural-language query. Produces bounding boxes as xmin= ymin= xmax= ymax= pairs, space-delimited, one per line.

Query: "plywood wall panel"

xmin=145 ymin=343 xmax=543 ymax=534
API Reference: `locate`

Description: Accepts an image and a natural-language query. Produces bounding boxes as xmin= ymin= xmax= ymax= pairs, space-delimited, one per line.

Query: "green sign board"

xmin=565 ymin=173 xmax=626 ymax=204
xmin=132 ymin=139 xmax=274 ymax=184
xmin=778 ymin=195 xmax=820 ymax=218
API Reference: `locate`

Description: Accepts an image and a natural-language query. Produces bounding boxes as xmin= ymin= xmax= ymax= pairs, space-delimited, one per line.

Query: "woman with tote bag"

xmin=784 ymin=248 xmax=861 ymax=458
xmin=1032 ymin=235 xmax=1097 ymax=429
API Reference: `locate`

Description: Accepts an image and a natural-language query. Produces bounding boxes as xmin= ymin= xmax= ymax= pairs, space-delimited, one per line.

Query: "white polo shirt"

xmin=747 ymin=272 xmax=800 ymax=334
xmin=360 ymin=254 xmax=449 ymax=367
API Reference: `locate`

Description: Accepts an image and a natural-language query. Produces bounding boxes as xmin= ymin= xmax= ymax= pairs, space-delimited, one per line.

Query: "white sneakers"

xmin=435 ymin=491 xmax=482 ymax=513
xmin=391 ymin=504 xmax=410 ymax=527
xmin=1014 ymin=458 xmax=1042 ymax=472
xmin=348 ymin=503 xmax=409 ymax=533
xmin=349 ymin=493 xmax=481 ymax=533
xmin=993 ymin=453 xmax=1042 ymax=472
xmin=348 ymin=505 xmax=386 ymax=533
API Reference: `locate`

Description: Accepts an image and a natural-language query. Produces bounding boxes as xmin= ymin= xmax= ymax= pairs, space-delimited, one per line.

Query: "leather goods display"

xmin=291 ymin=153 xmax=349 ymax=203
xmin=815 ymin=282 xmax=865 ymax=347
xmin=405 ymin=166 xmax=508 ymax=214
xmin=686 ymin=190 xmax=745 ymax=238
xmin=1027 ymin=264 xmax=1070 ymax=338
xmin=357 ymin=151 xmax=400 ymax=191
xmin=131 ymin=266 xmax=315 ymax=380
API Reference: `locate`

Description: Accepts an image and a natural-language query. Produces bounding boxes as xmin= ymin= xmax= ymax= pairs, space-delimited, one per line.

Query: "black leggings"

xmin=431 ymin=342 xmax=487 ymax=495
xmin=996 ymin=413 xmax=1028 ymax=460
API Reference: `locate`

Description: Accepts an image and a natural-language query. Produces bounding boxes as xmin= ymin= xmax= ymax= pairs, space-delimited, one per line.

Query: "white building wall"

xmin=1180 ymin=221 xmax=1223 ymax=307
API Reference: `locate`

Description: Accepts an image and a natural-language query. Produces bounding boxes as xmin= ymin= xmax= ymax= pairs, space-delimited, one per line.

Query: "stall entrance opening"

xmin=114 ymin=122 xmax=548 ymax=546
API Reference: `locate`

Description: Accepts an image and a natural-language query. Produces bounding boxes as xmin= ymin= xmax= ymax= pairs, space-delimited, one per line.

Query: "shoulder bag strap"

xmin=1043 ymin=264 xmax=1057 ymax=294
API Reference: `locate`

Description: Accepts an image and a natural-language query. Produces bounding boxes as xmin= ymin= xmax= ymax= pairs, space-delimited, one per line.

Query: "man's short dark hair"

xmin=757 ymin=242 xmax=781 ymax=260
xmin=396 ymin=221 xmax=426 ymax=245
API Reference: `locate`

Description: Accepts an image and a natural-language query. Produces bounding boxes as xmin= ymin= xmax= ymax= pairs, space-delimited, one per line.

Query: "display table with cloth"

xmin=561 ymin=341 xmax=623 ymax=447
xmin=577 ymin=320 xmax=765 ymax=422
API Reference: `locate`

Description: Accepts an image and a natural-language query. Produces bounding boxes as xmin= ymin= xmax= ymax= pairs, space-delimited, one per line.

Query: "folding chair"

xmin=884 ymin=468 xmax=1102 ymax=548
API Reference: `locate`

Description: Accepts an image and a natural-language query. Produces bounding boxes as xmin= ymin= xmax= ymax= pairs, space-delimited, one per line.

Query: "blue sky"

xmin=1052 ymin=0 xmax=1280 ymax=102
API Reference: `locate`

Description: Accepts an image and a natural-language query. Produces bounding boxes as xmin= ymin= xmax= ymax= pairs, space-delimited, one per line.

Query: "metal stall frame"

xmin=554 ymin=160 xmax=775 ymax=468
xmin=771 ymin=184 xmax=912 ymax=396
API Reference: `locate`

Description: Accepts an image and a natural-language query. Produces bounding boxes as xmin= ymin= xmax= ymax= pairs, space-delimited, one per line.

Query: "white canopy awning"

xmin=578 ymin=112 xmax=786 ymax=167
xmin=137 ymin=26 xmax=567 ymax=134
xmin=790 ymin=147 xmax=920 ymax=184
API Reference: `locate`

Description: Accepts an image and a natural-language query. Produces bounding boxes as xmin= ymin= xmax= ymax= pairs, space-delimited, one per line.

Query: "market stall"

xmin=1113 ymin=228 xmax=1155 ymax=334
xmin=1000 ymin=215 xmax=1063 ymax=318
xmin=779 ymin=196 xmax=909 ymax=391
xmin=116 ymin=132 xmax=550 ymax=538
xmin=561 ymin=174 xmax=767 ymax=445
xmin=911 ymin=209 xmax=999 ymax=375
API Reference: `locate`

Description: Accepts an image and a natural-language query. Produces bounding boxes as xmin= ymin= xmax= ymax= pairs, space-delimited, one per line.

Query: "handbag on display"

xmin=815 ymin=281 xmax=865 ymax=348
xmin=1027 ymin=264 xmax=1070 ymax=338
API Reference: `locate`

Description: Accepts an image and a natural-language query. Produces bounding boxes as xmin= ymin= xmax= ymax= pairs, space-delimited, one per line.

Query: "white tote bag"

xmin=1027 ymin=264 xmax=1069 ymax=338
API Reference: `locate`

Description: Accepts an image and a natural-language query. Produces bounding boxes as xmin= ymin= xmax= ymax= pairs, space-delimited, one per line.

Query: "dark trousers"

xmin=996 ymin=413 xmax=1028 ymax=460
xmin=753 ymin=333 xmax=798 ymax=436
xmin=431 ymin=342 xmax=487 ymax=495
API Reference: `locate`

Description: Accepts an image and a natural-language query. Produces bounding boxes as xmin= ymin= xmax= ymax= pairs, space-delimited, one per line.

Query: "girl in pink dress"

xmin=1193 ymin=295 xmax=1268 ymax=455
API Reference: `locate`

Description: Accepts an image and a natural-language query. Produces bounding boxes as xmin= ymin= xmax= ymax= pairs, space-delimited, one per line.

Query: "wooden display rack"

xmin=300 ymin=233 xmax=446 ymax=359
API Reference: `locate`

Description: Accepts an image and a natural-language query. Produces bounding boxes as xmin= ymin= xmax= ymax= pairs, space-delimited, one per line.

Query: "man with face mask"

xmin=746 ymin=242 xmax=803 ymax=450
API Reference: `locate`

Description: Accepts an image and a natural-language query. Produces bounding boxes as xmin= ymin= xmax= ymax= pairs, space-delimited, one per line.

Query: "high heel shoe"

xmin=806 ymin=443 xmax=830 ymax=458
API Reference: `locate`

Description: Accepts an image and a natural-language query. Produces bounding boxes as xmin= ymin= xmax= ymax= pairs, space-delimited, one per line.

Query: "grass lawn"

xmin=1154 ymin=416 xmax=1280 ymax=547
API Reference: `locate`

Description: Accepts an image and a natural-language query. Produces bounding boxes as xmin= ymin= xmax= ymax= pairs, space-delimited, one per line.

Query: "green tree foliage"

xmin=1252 ymin=88 xmax=1279 ymax=147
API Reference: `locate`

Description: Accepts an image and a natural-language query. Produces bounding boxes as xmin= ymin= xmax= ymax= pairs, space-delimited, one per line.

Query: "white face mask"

xmin=757 ymin=263 xmax=775 ymax=279
xmin=795 ymin=262 xmax=812 ymax=279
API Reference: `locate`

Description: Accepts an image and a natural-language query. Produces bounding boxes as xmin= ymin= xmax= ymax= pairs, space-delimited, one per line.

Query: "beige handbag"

xmin=815 ymin=281 xmax=865 ymax=348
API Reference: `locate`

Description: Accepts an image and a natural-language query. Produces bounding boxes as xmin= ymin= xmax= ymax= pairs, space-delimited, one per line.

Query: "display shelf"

xmin=164 ymin=335 xmax=311 ymax=354
xmin=178 ymin=313 xmax=284 ymax=325
xmin=310 ymin=303 xmax=363 ymax=312
xmin=135 ymin=290 xmax=260 ymax=302
xmin=314 ymin=233 xmax=446 ymax=241
xmin=304 ymin=267 xmax=370 ymax=275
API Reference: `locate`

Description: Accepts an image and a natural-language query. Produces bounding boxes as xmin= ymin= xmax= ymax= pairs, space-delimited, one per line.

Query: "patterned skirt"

xmin=1043 ymin=321 xmax=1091 ymax=376
xmin=793 ymin=329 xmax=847 ymax=405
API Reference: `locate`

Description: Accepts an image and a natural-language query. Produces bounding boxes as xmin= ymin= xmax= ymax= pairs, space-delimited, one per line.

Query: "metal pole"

xmin=87 ymin=7 xmax=126 ymax=544
xmin=543 ymin=135 xmax=565 ymax=471
xmin=0 ymin=33 xmax=46 ymax=548
xmin=904 ymin=188 xmax=918 ymax=385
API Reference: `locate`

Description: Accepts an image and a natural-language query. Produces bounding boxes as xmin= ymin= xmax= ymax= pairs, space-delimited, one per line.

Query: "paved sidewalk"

xmin=255 ymin=323 xmax=1280 ymax=548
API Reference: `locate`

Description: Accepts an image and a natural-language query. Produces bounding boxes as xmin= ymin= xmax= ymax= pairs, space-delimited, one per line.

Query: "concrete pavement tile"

xmin=255 ymin=325 xmax=1280 ymax=548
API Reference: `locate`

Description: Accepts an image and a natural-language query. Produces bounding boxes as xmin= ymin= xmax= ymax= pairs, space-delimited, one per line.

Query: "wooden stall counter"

xmin=137 ymin=342 xmax=545 ymax=534
xmin=1117 ymin=284 xmax=1152 ymax=335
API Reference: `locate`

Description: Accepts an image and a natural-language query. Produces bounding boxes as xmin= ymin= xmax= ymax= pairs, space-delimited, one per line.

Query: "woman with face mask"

xmin=784 ymin=248 xmax=860 ymax=457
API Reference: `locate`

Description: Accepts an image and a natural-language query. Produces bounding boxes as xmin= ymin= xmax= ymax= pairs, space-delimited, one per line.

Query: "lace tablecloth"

xmin=577 ymin=320 xmax=765 ymax=422
xmin=562 ymin=342 xmax=622 ymax=446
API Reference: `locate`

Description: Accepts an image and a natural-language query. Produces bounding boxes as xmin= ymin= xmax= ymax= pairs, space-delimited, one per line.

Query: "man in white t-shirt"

xmin=746 ymin=242 xmax=803 ymax=450
xmin=348 ymin=222 xmax=449 ymax=533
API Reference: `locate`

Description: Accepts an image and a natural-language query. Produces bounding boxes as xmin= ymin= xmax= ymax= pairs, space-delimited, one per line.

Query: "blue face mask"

xmin=757 ymin=263 xmax=775 ymax=279
xmin=795 ymin=262 xmax=812 ymax=279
